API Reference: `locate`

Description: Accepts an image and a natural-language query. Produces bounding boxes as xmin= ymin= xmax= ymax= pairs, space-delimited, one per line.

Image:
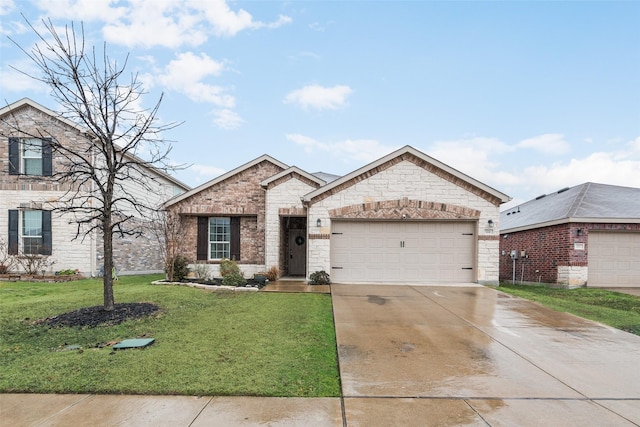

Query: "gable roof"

xmin=501 ymin=182 xmax=640 ymax=233
xmin=166 ymin=154 xmax=289 ymax=206
xmin=260 ymin=166 xmax=327 ymax=188
xmin=1 ymin=97 xmax=190 ymax=191
xmin=301 ymin=145 xmax=511 ymax=205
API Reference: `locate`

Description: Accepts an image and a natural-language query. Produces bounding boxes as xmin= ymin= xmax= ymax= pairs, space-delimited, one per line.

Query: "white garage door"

xmin=330 ymin=220 xmax=476 ymax=284
xmin=588 ymin=231 xmax=640 ymax=287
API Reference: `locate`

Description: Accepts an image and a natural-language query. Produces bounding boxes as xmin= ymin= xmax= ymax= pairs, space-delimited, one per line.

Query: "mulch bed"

xmin=36 ymin=303 xmax=160 ymax=328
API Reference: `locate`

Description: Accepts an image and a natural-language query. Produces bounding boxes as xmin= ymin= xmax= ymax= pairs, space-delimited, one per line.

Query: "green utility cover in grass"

xmin=113 ymin=338 xmax=155 ymax=350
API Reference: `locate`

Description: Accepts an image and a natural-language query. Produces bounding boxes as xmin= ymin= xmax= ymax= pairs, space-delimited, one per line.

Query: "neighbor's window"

xmin=22 ymin=138 xmax=43 ymax=175
xmin=8 ymin=137 xmax=52 ymax=176
xmin=209 ymin=217 xmax=230 ymax=259
xmin=22 ymin=210 xmax=44 ymax=255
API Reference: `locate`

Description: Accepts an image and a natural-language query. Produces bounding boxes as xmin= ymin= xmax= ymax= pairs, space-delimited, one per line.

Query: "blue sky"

xmin=1 ymin=0 xmax=639 ymax=209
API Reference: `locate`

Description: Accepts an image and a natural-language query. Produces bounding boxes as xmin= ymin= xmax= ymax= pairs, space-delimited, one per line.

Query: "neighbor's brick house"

xmin=0 ymin=98 xmax=189 ymax=275
xmin=166 ymin=146 xmax=511 ymax=284
xmin=499 ymin=183 xmax=640 ymax=287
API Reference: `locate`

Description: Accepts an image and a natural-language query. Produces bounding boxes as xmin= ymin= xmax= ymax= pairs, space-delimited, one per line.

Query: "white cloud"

xmin=517 ymin=133 xmax=570 ymax=155
xmin=427 ymin=137 xmax=519 ymax=187
xmin=284 ymin=84 xmax=353 ymax=110
xmin=86 ymin=0 xmax=292 ymax=48
xmin=149 ymin=52 xmax=234 ymax=107
xmin=0 ymin=0 xmax=15 ymax=15
xmin=0 ymin=59 xmax=48 ymax=93
xmin=191 ymin=163 xmax=226 ymax=181
xmin=286 ymin=133 xmax=397 ymax=164
xmin=33 ymin=0 xmax=127 ymax=22
xmin=212 ymin=109 xmax=244 ymax=130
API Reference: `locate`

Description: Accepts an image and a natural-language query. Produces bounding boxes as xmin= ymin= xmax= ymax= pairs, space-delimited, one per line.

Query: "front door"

xmin=288 ymin=229 xmax=307 ymax=276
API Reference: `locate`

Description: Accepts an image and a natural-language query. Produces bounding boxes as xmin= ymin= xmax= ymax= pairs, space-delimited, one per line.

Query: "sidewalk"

xmin=0 ymin=394 xmax=344 ymax=426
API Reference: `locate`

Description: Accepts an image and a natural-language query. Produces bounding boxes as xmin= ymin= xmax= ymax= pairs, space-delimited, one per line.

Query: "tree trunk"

xmin=102 ymin=215 xmax=115 ymax=311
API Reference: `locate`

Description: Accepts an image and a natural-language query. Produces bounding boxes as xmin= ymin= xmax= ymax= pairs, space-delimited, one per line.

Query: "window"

xmin=8 ymin=137 xmax=53 ymax=176
xmin=22 ymin=210 xmax=43 ymax=254
xmin=197 ymin=216 xmax=240 ymax=261
xmin=22 ymin=139 xmax=43 ymax=175
xmin=209 ymin=217 xmax=230 ymax=259
xmin=8 ymin=210 xmax=52 ymax=255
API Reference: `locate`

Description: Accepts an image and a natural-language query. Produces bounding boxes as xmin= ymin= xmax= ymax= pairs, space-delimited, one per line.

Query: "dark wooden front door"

xmin=288 ymin=229 xmax=307 ymax=276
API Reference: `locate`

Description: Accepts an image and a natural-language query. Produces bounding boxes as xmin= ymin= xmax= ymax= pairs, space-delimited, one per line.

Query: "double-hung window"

xmin=22 ymin=210 xmax=44 ymax=254
xmin=7 ymin=210 xmax=52 ymax=255
xmin=209 ymin=217 xmax=230 ymax=259
xmin=8 ymin=137 xmax=53 ymax=176
xmin=196 ymin=216 xmax=240 ymax=261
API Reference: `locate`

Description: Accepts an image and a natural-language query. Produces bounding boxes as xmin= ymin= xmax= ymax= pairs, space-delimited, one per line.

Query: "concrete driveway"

xmin=332 ymin=284 xmax=640 ymax=426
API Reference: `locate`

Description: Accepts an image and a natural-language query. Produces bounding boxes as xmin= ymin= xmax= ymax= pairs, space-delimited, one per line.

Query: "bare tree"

xmin=6 ymin=19 xmax=181 ymax=310
xmin=149 ymin=209 xmax=186 ymax=282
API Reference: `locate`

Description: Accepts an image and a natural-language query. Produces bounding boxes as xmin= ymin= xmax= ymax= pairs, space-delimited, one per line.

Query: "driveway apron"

xmin=332 ymin=284 xmax=640 ymax=426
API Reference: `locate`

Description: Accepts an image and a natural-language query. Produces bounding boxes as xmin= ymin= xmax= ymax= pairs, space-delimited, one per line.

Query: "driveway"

xmin=332 ymin=284 xmax=640 ymax=426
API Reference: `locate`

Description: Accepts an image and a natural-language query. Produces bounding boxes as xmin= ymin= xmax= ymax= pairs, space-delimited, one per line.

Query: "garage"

xmin=588 ymin=231 xmax=640 ymax=287
xmin=330 ymin=220 xmax=476 ymax=284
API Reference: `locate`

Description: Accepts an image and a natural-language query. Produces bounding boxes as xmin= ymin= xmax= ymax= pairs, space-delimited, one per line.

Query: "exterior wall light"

xmin=316 ymin=219 xmax=322 ymax=227
xmin=576 ymin=228 xmax=583 ymax=236
xmin=488 ymin=219 xmax=494 ymax=228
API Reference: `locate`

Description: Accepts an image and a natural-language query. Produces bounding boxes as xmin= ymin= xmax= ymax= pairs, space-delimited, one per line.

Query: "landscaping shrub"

xmin=309 ymin=270 xmax=331 ymax=285
xmin=220 ymin=258 xmax=241 ymax=277
xmin=222 ymin=271 xmax=246 ymax=287
xmin=266 ymin=265 xmax=280 ymax=281
xmin=172 ymin=256 xmax=190 ymax=281
xmin=0 ymin=264 xmax=8 ymax=274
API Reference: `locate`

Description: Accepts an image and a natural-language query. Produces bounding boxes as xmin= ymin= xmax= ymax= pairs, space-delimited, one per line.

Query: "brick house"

xmin=165 ymin=145 xmax=511 ymax=284
xmin=0 ymin=98 xmax=189 ymax=276
xmin=499 ymin=182 xmax=640 ymax=287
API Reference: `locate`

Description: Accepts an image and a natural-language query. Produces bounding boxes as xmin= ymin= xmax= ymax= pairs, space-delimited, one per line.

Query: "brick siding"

xmin=499 ymin=222 xmax=640 ymax=285
xmin=168 ymin=160 xmax=285 ymax=264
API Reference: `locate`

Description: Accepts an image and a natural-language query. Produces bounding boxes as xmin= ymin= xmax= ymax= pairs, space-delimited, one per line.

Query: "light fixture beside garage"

xmin=316 ymin=218 xmax=322 ymax=227
xmin=488 ymin=219 xmax=494 ymax=229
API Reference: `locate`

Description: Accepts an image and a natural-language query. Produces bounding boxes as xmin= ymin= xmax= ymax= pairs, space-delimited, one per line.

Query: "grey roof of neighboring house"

xmin=311 ymin=171 xmax=341 ymax=183
xmin=500 ymin=182 xmax=640 ymax=233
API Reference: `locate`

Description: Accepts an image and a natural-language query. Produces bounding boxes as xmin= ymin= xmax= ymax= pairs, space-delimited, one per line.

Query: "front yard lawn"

xmin=0 ymin=275 xmax=340 ymax=397
xmin=496 ymin=283 xmax=640 ymax=335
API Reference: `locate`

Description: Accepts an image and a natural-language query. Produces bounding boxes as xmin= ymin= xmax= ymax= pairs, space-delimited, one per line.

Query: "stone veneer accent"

xmin=307 ymin=159 xmax=501 ymax=284
xmin=328 ymin=198 xmax=481 ymax=220
xmin=309 ymin=152 xmax=503 ymax=207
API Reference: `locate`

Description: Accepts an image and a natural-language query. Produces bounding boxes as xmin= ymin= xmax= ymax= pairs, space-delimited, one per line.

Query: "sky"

xmin=1 ymin=0 xmax=639 ymax=210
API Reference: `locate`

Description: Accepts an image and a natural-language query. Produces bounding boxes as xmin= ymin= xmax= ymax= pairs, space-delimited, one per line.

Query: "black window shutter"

xmin=42 ymin=138 xmax=53 ymax=176
xmin=41 ymin=211 xmax=52 ymax=255
xmin=230 ymin=217 xmax=240 ymax=261
xmin=8 ymin=210 xmax=18 ymax=254
xmin=196 ymin=217 xmax=208 ymax=260
xmin=8 ymin=137 xmax=19 ymax=175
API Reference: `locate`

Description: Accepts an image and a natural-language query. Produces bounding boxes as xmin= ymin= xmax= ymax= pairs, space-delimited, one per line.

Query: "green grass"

xmin=0 ymin=275 xmax=340 ymax=396
xmin=496 ymin=283 xmax=640 ymax=335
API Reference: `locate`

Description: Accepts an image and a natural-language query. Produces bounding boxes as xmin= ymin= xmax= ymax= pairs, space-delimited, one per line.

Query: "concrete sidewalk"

xmin=0 ymin=394 xmax=343 ymax=426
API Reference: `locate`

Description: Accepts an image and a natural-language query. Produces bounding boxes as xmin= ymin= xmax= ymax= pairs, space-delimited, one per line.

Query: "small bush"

xmin=192 ymin=264 xmax=210 ymax=281
xmin=309 ymin=270 xmax=331 ymax=285
xmin=56 ymin=269 xmax=78 ymax=276
xmin=172 ymin=256 xmax=190 ymax=281
xmin=265 ymin=265 xmax=280 ymax=282
xmin=220 ymin=258 xmax=241 ymax=277
xmin=0 ymin=264 xmax=8 ymax=274
xmin=222 ymin=271 xmax=246 ymax=287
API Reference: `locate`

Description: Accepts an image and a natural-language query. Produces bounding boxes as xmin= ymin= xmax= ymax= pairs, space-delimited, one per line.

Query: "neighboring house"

xmin=0 ymin=98 xmax=189 ymax=276
xmin=499 ymin=182 xmax=640 ymax=288
xmin=165 ymin=145 xmax=511 ymax=284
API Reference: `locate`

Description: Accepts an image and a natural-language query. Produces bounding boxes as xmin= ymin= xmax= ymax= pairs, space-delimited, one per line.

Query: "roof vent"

xmin=557 ymin=187 xmax=570 ymax=194
xmin=535 ymin=194 xmax=546 ymax=200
